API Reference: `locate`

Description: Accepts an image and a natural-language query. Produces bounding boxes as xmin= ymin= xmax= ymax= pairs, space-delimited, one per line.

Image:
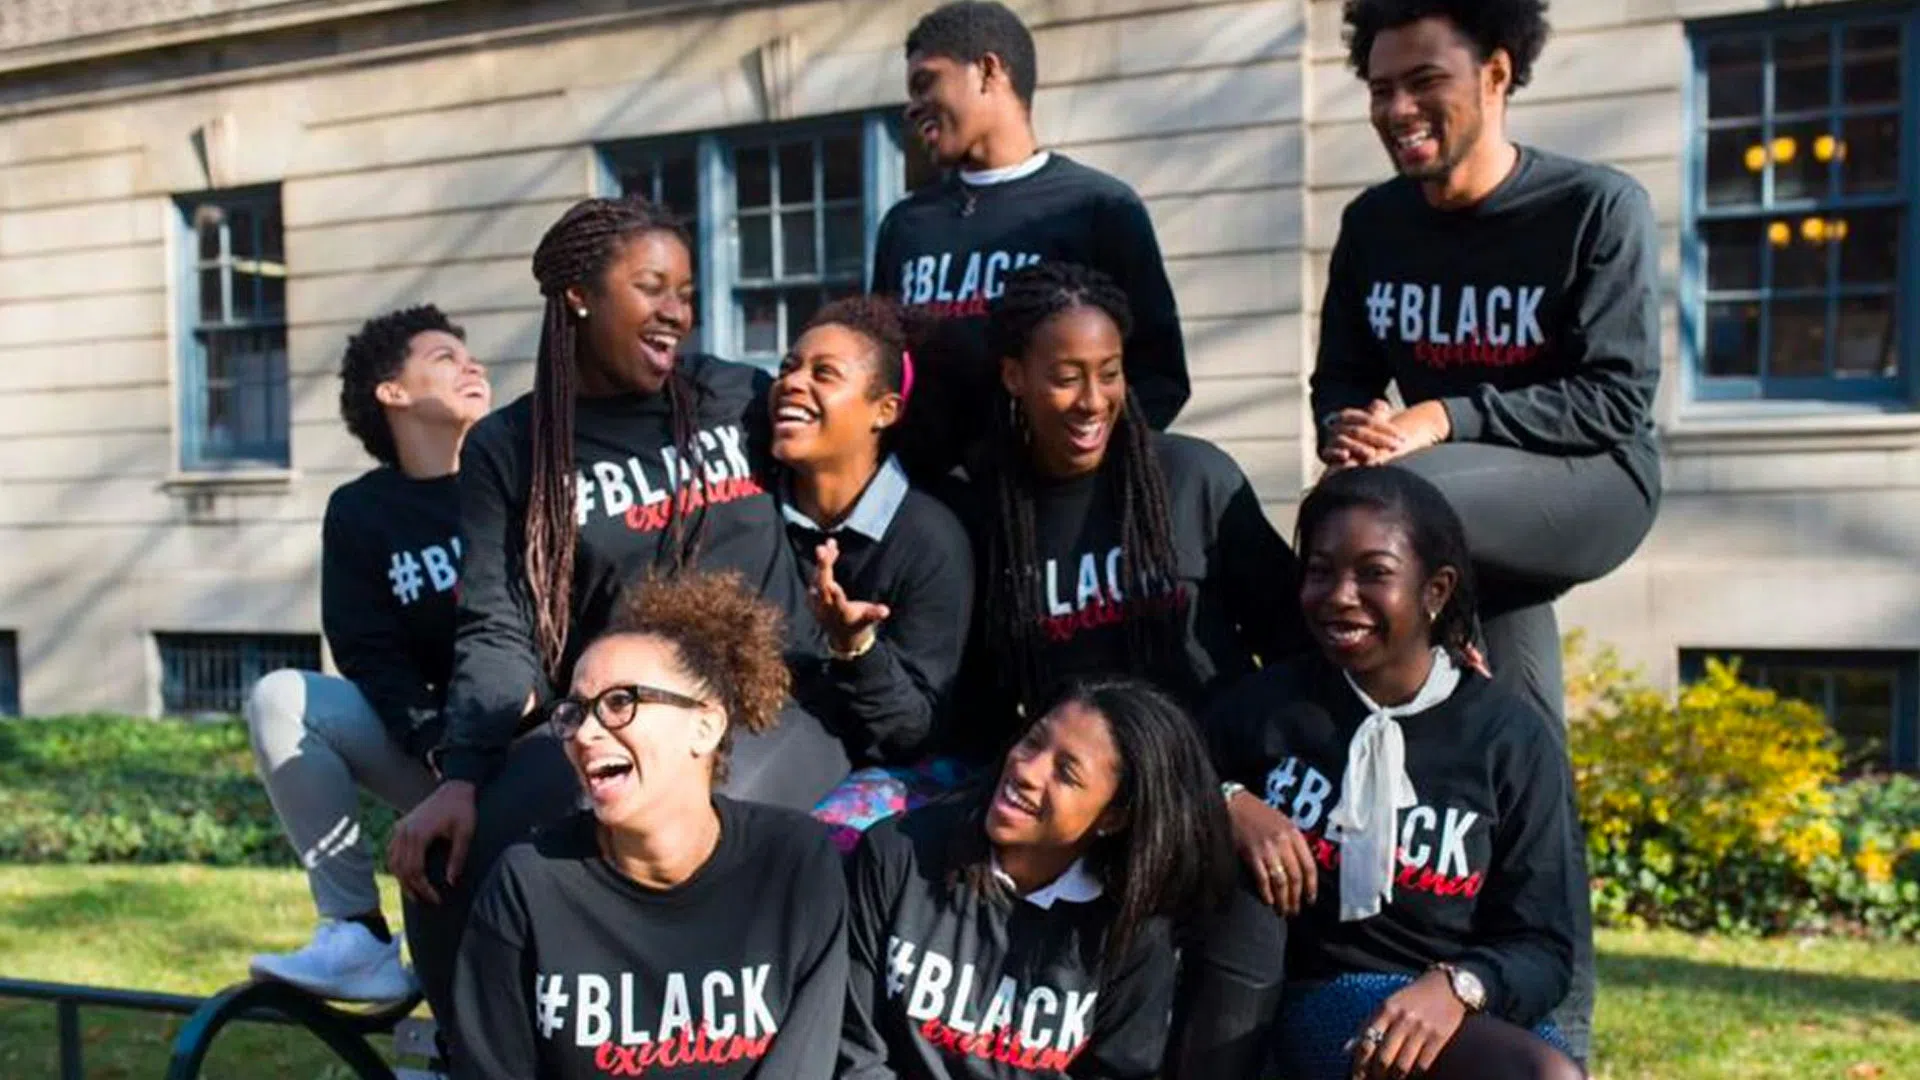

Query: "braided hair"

xmin=526 ymin=196 xmax=701 ymax=681
xmin=982 ymin=262 xmax=1185 ymax=716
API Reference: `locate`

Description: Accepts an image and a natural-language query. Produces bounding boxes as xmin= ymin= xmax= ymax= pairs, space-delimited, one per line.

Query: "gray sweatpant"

xmin=1395 ymin=443 xmax=1660 ymax=1066
xmin=245 ymin=669 xmax=439 ymax=920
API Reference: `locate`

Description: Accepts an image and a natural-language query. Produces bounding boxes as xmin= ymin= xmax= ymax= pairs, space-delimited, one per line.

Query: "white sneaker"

xmin=249 ymin=920 xmax=417 ymax=1002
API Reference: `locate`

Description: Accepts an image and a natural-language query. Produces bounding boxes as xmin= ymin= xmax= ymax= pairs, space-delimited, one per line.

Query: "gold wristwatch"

xmin=1432 ymin=962 xmax=1487 ymax=1012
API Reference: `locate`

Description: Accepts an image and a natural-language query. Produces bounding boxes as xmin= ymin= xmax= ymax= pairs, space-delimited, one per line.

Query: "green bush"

xmin=1800 ymin=774 xmax=1920 ymax=939
xmin=0 ymin=715 xmax=395 ymax=866
xmin=1566 ymin=634 xmax=1918 ymax=939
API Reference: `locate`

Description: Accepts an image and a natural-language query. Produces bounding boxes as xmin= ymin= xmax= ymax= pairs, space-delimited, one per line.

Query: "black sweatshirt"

xmin=951 ymin=432 xmax=1308 ymax=761
xmin=453 ymin=798 xmax=847 ymax=1080
xmin=1205 ymin=653 xmax=1583 ymax=1027
xmin=871 ymin=154 xmax=1189 ymax=484
xmin=320 ymin=467 xmax=462 ymax=758
xmin=1312 ymin=146 xmax=1662 ymax=501
xmin=782 ymin=456 xmax=975 ymax=766
xmin=438 ymin=355 xmax=819 ymax=786
xmin=840 ymin=799 xmax=1178 ymax=1080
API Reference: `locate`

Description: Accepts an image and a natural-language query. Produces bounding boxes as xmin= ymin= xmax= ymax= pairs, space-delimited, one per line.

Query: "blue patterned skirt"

xmin=1271 ymin=972 xmax=1570 ymax=1080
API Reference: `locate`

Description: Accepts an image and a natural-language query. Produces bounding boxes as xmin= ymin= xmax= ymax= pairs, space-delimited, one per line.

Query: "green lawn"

xmin=0 ymin=866 xmax=408 ymax=1079
xmin=1 ymin=865 xmax=1914 ymax=1078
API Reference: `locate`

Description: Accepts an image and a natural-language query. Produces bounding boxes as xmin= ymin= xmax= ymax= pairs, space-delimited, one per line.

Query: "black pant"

xmin=1165 ymin=880 xmax=1288 ymax=1079
xmin=402 ymin=703 xmax=851 ymax=1056
xmin=1395 ymin=444 xmax=1657 ymax=1066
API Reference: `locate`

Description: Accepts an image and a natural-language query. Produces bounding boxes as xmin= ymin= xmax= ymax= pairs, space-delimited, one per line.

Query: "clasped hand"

xmin=1321 ymin=400 xmax=1451 ymax=471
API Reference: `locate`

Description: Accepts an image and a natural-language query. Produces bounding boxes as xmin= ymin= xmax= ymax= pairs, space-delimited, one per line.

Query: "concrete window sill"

xmin=1662 ymin=406 xmax=1920 ymax=456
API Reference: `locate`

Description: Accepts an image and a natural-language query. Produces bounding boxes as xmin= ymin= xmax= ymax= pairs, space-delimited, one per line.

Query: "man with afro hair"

xmin=242 ymin=304 xmax=492 ymax=1001
xmin=1307 ymin=0 xmax=1659 ymax=1069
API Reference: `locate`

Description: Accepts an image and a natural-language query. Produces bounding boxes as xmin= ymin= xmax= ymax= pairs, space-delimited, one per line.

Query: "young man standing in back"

xmin=244 ymin=305 xmax=491 ymax=1000
xmin=1310 ymin=0 xmax=1666 ymax=1064
xmin=872 ymin=0 xmax=1190 ymax=485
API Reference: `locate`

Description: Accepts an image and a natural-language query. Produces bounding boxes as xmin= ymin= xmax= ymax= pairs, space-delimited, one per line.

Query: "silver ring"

xmin=1362 ymin=1027 xmax=1386 ymax=1047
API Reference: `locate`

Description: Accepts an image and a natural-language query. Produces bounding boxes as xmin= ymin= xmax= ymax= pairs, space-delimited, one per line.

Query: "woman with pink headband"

xmin=768 ymin=297 xmax=978 ymax=850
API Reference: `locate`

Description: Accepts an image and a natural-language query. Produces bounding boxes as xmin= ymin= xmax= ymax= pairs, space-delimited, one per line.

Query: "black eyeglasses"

xmin=546 ymin=683 xmax=709 ymax=737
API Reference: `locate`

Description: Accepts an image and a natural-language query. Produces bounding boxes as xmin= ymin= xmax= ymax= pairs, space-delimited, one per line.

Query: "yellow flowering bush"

xmin=1563 ymin=634 xmax=1916 ymax=938
xmin=1803 ymin=772 xmax=1920 ymax=937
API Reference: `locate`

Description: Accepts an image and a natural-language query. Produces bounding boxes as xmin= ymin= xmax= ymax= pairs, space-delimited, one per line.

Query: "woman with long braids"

xmin=949 ymin=261 xmax=1307 ymax=763
xmin=1207 ymin=465 xmax=1585 ymax=1080
xmin=388 ymin=195 xmax=851 ymax=1042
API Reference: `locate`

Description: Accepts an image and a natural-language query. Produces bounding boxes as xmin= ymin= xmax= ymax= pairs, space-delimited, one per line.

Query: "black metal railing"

xmin=0 ymin=977 xmax=425 ymax=1080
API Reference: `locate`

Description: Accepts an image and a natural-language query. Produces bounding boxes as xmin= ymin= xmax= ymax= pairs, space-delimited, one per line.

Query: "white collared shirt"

xmin=960 ymin=150 xmax=1052 ymax=187
xmin=988 ymin=855 xmax=1104 ymax=909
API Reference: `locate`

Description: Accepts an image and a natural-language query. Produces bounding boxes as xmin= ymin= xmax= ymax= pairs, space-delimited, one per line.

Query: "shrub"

xmin=1801 ymin=774 xmax=1920 ymax=938
xmin=0 ymin=715 xmax=396 ymax=866
xmin=1564 ymin=633 xmax=1915 ymax=939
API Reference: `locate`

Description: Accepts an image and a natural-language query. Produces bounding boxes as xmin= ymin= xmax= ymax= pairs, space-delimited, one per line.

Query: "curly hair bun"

xmin=607 ymin=570 xmax=790 ymax=744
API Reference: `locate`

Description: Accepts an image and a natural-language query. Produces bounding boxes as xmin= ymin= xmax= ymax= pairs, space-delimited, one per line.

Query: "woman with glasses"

xmin=451 ymin=570 xmax=846 ymax=1080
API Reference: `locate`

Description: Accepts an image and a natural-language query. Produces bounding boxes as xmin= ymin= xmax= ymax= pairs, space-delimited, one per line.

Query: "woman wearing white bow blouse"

xmin=1204 ymin=465 xmax=1587 ymax=1080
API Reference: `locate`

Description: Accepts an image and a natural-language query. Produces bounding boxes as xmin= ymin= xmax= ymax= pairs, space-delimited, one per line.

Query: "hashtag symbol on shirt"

xmin=884 ymin=939 xmax=914 ymax=998
xmin=387 ymin=551 xmax=425 ymax=605
xmin=1365 ymin=282 xmax=1396 ymax=341
xmin=534 ymin=974 xmax=569 ymax=1038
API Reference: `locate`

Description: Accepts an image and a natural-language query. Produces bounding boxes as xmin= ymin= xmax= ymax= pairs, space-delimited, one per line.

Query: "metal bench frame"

xmin=0 ymin=976 xmax=432 ymax=1080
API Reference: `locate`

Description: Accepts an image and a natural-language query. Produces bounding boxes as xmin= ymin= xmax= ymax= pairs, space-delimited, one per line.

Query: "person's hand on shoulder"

xmin=1225 ymin=787 xmax=1318 ymax=916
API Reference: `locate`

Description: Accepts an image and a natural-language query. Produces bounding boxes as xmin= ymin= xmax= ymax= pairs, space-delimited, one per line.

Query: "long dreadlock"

xmin=527 ymin=196 xmax=704 ymax=682
xmin=982 ymin=262 xmax=1186 ymax=716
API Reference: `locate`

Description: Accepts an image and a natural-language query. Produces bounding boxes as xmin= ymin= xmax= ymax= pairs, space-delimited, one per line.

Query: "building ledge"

xmin=160 ymin=469 xmax=298 ymax=494
xmin=1663 ymin=405 xmax=1920 ymax=455
xmin=0 ymin=0 xmax=455 ymax=77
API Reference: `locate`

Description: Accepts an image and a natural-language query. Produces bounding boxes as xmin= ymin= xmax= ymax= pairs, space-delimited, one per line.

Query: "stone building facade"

xmin=0 ymin=0 xmax=1914 ymax=764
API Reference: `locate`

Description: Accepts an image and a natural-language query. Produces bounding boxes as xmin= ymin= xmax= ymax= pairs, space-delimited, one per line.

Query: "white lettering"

xmin=984 ymin=252 xmax=1012 ymax=299
xmin=421 ymin=544 xmax=457 ymax=592
xmin=657 ymin=972 xmax=692 ymax=1039
xmin=957 ymin=252 xmax=984 ymax=301
xmin=575 ymin=974 xmax=612 ymax=1047
xmin=1018 ymin=987 xmax=1059 ymax=1048
xmin=1437 ymin=808 xmax=1481 ymax=879
xmin=741 ymin=964 xmax=776 ymax=1040
xmin=907 ymin=951 xmax=953 ymax=1022
xmin=702 ymin=970 xmax=738 ymax=1039
xmin=1487 ymin=287 xmax=1514 ymax=346
xmin=1516 ymin=287 xmax=1545 ymax=347
xmin=1399 ymin=283 xmax=1424 ymax=343
xmin=593 ymin=460 xmax=635 ymax=517
xmin=1293 ymin=767 xmax=1334 ymax=832
xmin=1400 ymin=805 xmax=1438 ymax=868
xmin=1454 ymin=285 xmax=1480 ymax=343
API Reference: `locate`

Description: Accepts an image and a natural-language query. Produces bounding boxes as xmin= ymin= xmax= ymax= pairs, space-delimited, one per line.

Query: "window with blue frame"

xmin=601 ymin=112 xmax=927 ymax=368
xmin=1688 ymin=10 xmax=1913 ymax=401
xmin=174 ymin=186 xmax=290 ymax=468
xmin=1680 ymin=647 xmax=1919 ymax=772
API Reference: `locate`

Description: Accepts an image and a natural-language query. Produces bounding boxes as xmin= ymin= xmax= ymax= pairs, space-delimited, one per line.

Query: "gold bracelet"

xmin=829 ymin=628 xmax=879 ymax=661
